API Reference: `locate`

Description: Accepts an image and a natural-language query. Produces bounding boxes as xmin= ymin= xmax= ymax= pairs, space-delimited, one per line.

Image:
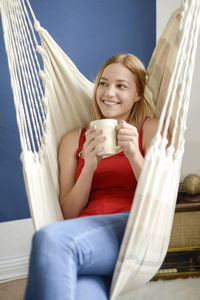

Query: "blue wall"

xmin=0 ymin=0 xmax=156 ymax=222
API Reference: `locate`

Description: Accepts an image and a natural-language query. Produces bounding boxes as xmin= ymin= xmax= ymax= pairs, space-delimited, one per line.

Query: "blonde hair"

xmin=91 ymin=53 xmax=155 ymax=128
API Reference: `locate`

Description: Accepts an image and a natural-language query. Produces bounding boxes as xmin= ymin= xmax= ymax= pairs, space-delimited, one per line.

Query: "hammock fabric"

xmin=1 ymin=0 xmax=200 ymax=299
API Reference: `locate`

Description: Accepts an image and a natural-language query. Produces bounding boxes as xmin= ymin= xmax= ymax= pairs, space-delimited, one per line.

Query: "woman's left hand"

xmin=116 ymin=120 xmax=140 ymax=159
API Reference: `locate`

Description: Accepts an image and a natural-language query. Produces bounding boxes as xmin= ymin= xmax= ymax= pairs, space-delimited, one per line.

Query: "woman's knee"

xmin=31 ymin=225 xmax=57 ymax=256
xmin=31 ymin=222 xmax=80 ymax=259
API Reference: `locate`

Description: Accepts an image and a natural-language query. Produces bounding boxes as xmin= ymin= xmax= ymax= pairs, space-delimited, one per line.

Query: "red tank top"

xmin=75 ymin=123 xmax=145 ymax=217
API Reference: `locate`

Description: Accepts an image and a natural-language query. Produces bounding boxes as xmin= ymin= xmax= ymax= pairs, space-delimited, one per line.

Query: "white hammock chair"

xmin=1 ymin=0 xmax=200 ymax=299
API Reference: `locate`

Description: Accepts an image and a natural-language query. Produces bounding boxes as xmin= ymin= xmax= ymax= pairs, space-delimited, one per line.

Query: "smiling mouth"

xmin=102 ymin=100 xmax=120 ymax=106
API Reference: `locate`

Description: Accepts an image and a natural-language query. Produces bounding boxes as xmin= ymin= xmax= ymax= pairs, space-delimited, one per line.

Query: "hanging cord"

xmin=170 ymin=0 xmax=200 ymax=153
xmin=176 ymin=0 xmax=200 ymax=153
xmin=154 ymin=0 xmax=199 ymax=158
xmin=1 ymin=1 xmax=30 ymax=151
xmin=1 ymin=0 xmax=47 ymax=153
xmin=10 ymin=1 xmax=41 ymax=151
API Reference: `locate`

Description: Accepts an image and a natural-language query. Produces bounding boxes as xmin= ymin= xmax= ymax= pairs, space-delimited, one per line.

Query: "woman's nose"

xmin=105 ymin=85 xmax=116 ymax=97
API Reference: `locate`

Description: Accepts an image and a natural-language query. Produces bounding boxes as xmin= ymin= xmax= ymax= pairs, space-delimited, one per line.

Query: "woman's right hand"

xmin=82 ymin=126 xmax=105 ymax=173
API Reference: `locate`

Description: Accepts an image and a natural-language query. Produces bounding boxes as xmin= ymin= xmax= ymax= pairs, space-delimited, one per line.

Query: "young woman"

xmin=24 ymin=54 xmax=158 ymax=300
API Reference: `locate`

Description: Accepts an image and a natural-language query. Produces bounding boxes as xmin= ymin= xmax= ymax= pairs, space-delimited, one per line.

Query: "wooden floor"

xmin=0 ymin=278 xmax=27 ymax=300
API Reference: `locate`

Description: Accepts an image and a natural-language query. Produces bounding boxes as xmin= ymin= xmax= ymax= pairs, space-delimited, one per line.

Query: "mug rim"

xmin=90 ymin=119 xmax=118 ymax=125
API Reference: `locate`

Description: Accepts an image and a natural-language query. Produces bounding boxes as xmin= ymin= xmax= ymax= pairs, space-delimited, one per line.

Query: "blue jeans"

xmin=24 ymin=212 xmax=129 ymax=300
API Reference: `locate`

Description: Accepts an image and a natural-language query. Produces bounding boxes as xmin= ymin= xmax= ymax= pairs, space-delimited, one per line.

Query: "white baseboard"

xmin=0 ymin=218 xmax=34 ymax=282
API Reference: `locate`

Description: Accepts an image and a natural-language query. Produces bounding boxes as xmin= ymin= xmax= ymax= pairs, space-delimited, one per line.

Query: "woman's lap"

xmin=24 ymin=212 xmax=129 ymax=300
xmin=36 ymin=211 xmax=129 ymax=274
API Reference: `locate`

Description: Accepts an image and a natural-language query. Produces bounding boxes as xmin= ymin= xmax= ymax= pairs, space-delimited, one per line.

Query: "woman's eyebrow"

xmin=100 ymin=77 xmax=130 ymax=84
xmin=116 ymin=79 xmax=130 ymax=84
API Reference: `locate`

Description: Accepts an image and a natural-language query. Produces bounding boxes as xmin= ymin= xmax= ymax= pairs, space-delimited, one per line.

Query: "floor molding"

xmin=0 ymin=218 xmax=34 ymax=282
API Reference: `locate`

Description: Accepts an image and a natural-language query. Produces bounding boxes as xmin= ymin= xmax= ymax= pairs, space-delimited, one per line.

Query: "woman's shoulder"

xmin=142 ymin=118 xmax=159 ymax=151
xmin=62 ymin=128 xmax=81 ymax=141
xmin=143 ymin=117 xmax=159 ymax=133
xmin=58 ymin=128 xmax=82 ymax=155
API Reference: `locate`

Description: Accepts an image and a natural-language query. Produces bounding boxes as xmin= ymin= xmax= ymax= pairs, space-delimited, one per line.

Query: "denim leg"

xmin=24 ymin=212 xmax=129 ymax=300
xmin=76 ymin=275 xmax=111 ymax=300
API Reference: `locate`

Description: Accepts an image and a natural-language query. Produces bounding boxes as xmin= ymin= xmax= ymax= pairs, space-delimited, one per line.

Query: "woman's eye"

xmin=99 ymin=81 xmax=107 ymax=86
xmin=118 ymin=84 xmax=127 ymax=89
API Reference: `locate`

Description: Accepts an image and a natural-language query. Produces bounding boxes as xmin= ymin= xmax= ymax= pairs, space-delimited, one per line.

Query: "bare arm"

xmin=58 ymin=127 xmax=105 ymax=219
xmin=117 ymin=119 xmax=159 ymax=180
xmin=58 ymin=129 xmax=92 ymax=219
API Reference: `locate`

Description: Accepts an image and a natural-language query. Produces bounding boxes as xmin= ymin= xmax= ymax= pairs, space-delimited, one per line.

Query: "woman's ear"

xmin=134 ymin=95 xmax=141 ymax=102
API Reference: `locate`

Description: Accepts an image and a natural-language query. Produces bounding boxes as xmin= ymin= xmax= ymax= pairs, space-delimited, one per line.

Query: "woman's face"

xmin=96 ymin=63 xmax=140 ymax=121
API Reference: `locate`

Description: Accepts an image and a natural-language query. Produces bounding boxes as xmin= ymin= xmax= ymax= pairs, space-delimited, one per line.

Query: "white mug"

xmin=90 ymin=119 xmax=121 ymax=156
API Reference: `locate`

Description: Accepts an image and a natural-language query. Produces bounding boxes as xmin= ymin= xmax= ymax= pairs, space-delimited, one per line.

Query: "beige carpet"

xmin=131 ymin=278 xmax=200 ymax=300
xmin=0 ymin=277 xmax=200 ymax=300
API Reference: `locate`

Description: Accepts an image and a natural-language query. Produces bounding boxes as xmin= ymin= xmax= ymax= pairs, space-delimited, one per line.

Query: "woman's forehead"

xmin=102 ymin=63 xmax=137 ymax=82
